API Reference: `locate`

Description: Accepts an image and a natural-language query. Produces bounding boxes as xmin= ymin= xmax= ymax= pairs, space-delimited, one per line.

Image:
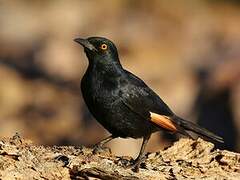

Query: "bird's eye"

xmin=100 ymin=44 xmax=108 ymax=50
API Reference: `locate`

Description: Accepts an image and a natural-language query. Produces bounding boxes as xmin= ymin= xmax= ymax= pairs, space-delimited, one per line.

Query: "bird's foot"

xmin=92 ymin=144 xmax=111 ymax=154
xmin=116 ymin=157 xmax=146 ymax=172
xmin=130 ymin=159 xmax=141 ymax=172
xmin=115 ymin=156 xmax=132 ymax=167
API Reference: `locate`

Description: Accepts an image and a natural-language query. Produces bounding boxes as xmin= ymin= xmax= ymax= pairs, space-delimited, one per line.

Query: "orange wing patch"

xmin=149 ymin=112 xmax=177 ymax=132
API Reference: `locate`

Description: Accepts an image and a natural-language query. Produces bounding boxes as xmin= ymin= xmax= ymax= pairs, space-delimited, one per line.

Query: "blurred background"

xmin=0 ymin=0 xmax=240 ymax=157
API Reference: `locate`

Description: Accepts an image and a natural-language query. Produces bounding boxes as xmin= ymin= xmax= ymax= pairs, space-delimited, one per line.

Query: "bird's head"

xmin=74 ymin=37 xmax=120 ymax=66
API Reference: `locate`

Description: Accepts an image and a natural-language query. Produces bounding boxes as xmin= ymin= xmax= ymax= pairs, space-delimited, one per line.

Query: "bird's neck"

xmin=87 ymin=58 xmax=124 ymax=78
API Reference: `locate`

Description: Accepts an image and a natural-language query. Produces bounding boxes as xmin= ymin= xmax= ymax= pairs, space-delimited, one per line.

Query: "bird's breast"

xmin=81 ymin=72 xmax=121 ymax=109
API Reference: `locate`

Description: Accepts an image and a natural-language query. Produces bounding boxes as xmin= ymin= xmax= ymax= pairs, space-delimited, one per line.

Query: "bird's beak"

xmin=74 ymin=38 xmax=97 ymax=52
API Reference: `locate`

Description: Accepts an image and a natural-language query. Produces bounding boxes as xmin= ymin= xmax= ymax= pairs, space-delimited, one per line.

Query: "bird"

xmin=74 ymin=36 xmax=224 ymax=172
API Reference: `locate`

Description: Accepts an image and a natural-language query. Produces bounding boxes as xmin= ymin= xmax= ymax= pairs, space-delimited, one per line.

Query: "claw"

xmin=131 ymin=159 xmax=141 ymax=172
xmin=115 ymin=157 xmax=144 ymax=172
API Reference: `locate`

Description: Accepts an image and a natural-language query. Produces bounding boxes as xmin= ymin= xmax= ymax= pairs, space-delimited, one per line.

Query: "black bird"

xmin=74 ymin=37 xmax=223 ymax=171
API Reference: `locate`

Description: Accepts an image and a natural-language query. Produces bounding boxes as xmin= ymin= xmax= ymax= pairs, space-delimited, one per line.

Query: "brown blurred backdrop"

xmin=0 ymin=0 xmax=240 ymax=157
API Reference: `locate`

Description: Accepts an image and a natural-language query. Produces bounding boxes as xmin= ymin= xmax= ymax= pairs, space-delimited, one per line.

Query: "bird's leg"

xmin=93 ymin=135 xmax=115 ymax=154
xmin=95 ymin=135 xmax=115 ymax=147
xmin=132 ymin=134 xmax=151 ymax=172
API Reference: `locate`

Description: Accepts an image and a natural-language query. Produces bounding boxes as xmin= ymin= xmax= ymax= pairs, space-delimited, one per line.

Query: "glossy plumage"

xmin=75 ymin=37 xmax=223 ymax=171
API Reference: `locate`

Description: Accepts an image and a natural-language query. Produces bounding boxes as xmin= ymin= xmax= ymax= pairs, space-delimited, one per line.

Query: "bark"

xmin=0 ymin=135 xmax=239 ymax=179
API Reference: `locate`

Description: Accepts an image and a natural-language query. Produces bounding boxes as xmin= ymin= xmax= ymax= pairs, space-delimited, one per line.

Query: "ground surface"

xmin=0 ymin=136 xmax=239 ymax=179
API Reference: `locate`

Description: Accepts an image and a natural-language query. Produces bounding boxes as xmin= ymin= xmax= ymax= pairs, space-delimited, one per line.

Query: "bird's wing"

xmin=119 ymin=70 xmax=179 ymax=132
xmin=119 ymin=70 xmax=224 ymax=142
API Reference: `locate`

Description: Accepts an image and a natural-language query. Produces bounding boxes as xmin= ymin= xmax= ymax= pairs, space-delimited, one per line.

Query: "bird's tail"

xmin=173 ymin=116 xmax=224 ymax=143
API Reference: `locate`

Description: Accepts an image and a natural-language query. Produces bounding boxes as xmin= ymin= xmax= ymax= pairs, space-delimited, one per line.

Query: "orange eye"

xmin=100 ymin=44 xmax=108 ymax=50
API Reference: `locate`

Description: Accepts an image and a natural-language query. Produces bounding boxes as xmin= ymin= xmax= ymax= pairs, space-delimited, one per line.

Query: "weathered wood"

xmin=0 ymin=135 xmax=239 ymax=179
